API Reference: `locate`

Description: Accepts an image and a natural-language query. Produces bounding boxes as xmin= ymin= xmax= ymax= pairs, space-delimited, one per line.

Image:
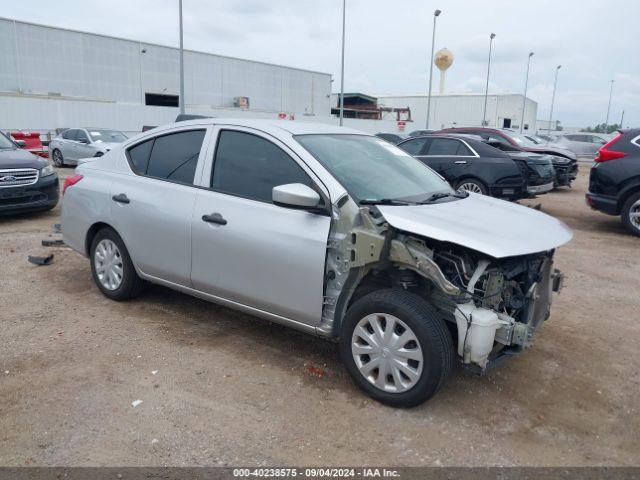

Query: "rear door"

xmin=415 ymin=138 xmax=476 ymax=184
xmin=191 ymin=127 xmax=331 ymax=325
xmin=110 ymin=126 xmax=211 ymax=286
xmin=60 ymin=129 xmax=78 ymax=161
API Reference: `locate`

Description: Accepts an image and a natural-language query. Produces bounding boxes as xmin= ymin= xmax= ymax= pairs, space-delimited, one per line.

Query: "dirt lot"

xmin=1 ymin=166 xmax=638 ymax=467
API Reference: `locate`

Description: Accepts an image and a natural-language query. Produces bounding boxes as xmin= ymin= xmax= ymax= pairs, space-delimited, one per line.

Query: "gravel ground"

xmin=0 ymin=166 xmax=638 ymax=467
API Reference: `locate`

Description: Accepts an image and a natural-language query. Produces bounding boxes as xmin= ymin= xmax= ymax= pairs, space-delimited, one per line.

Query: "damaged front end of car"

xmin=318 ymin=195 xmax=570 ymax=373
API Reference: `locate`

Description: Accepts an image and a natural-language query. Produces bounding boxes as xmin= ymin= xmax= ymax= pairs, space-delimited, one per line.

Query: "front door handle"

xmin=112 ymin=193 xmax=130 ymax=204
xmin=202 ymin=212 xmax=227 ymax=225
xmin=454 ymin=160 xmax=468 ymax=164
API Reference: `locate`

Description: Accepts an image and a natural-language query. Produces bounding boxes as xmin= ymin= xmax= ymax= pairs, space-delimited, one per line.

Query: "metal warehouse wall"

xmin=0 ymin=17 xmax=331 ymax=129
xmin=377 ymin=94 xmax=538 ymax=132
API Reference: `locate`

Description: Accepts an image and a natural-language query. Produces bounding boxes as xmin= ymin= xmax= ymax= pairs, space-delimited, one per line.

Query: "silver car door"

xmin=75 ymin=129 xmax=96 ymax=160
xmin=191 ymin=127 xmax=331 ymax=326
xmin=109 ymin=127 xmax=211 ymax=286
xmin=60 ymin=129 xmax=78 ymax=161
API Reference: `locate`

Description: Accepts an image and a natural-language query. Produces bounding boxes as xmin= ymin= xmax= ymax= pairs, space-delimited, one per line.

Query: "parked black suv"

xmin=0 ymin=131 xmax=59 ymax=215
xmin=586 ymin=129 xmax=640 ymax=236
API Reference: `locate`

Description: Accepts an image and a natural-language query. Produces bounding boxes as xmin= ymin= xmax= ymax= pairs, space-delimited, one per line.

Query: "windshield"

xmin=295 ymin=134 xmax=452 ymax=203
xmin=0 ymin=133 xmax=16 ymax=150
xmin=506 ymin=132 xmax=538 ymax=147
xmin=88 ymin=130 xmax=127 ymax=143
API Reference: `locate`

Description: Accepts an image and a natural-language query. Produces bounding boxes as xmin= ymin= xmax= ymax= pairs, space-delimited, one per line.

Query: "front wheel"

xmin=621 ymin=192 xmax=640 ymax=237
xmin=339 ymin=289 xmax=453 ymax=407
xmin=456 ymin=178 xmax=488 ymax=195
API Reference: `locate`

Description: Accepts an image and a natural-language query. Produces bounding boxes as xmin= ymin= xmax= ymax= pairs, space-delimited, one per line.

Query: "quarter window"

xmin=211 ymin=130 xmax=313 ymax=203
xmin=127 ymin=139 xmax=154 ymax=175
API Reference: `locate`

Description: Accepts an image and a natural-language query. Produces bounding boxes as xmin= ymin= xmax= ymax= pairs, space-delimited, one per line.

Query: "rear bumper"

xmin=0 ymin=174 xmax=59 ymax=215
xmin=585 ymin=192 xmax=619 ymax=216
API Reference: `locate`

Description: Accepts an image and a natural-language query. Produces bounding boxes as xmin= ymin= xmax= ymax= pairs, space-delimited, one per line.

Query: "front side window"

xmin=211 ymin=130 xmax=313 ymax=203
xmin=126 ymin=130 xmax=205 ymax=184
xmin=62 ymin=129 xmax=77 ymax=140
xmin=0 ymin=133 xmax=15 ymax=150
xmin=76 ymin=130 xmax=90 ymax=143
xmin=295 ymin=134 xmax=452 ymax=203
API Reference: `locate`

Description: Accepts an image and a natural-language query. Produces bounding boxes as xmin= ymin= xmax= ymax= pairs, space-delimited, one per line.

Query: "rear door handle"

xmin=202 ymin=213 xmax=227 ymax=225
xmin=454 ymin=160 xmax=468 ymax=164
xmin=112 ymin=193 xmax=130 ymax=204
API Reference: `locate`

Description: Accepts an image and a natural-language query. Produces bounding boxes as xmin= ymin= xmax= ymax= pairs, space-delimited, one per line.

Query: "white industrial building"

xmin=377 ymin=93 xmax=539 ymax=133
xmin=0 ymin=17 xmax=332 ymax=135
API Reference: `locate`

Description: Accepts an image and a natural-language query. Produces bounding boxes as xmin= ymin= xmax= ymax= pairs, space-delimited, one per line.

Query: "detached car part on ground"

xmin=62 ymin=120 xmax=572 ymax=407
xmin=586 ymin=129 xmax=640 ymax=236
xmin=0 ymin=131 xmax=59 ymax=215
xmin=436 ymin=127 xmax=578 ymax=188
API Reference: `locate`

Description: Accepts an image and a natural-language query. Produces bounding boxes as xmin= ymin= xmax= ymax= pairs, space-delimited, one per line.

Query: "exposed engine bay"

xmin=319 ymin=200 xmax=565 ymax=372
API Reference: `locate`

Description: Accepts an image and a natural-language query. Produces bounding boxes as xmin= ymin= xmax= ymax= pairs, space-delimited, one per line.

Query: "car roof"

xmin=158 ymin=118 xmax=368 ymax=136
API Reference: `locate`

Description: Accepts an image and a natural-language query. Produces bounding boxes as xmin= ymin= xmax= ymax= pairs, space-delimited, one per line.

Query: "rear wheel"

xmin=52 ymin=149 xmax=64 ymax=167
xmin=339 ymin=289 xmax=453 ymax=407
xmin=621 ymin=192 xmax=640 ymax=237
xmin=456 ymin=178 xmax=488 ymax=195
xmin=90 ymin=227 xmax=144 ymax=300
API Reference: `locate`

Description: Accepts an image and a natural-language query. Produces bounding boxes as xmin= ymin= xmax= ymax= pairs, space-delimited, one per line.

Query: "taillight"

xmin=595 ymin=133 xmax=627 ymax=162
xmin=62 ymin=174 xmax=83 ymax=195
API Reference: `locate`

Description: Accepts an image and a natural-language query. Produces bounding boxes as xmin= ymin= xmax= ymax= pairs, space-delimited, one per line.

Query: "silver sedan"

xmin=61 ymin=119 xmax=572 ymax=407
xmin=49 ymin=128 xmax=127 ymax=166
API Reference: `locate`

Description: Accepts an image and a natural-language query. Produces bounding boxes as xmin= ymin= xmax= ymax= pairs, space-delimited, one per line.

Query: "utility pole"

xmin=620 ymin=110 xmax=625 ymax=129
xmin=339 ymin=0 xmax=346 ymax=126
xmin=425 ymin=9 xmax=441 ymax=130
xmin=520 ymin=52 xmax=534 ymax=132
xmin=547 ymin=65 xmax=561 ymax=135
xmin=482 ymin=33 xmax=496 ymax=127
xmin=604 ymin=79 xmax=614 ymax=133
xmin=179 ymin=0 xmax=185 ymax=115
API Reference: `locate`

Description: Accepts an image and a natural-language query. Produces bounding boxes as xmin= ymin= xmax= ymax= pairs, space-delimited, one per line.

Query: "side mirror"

xmin=273 ymin=183 xmax=321 ymax=210
xmin=14 ymin=139 xmax=26 ymax=148
xmin=77 ymin=138 xmax=89 ymax=144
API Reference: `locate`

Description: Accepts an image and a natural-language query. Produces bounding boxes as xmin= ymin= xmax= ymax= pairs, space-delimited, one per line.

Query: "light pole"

xmin=425 ymin=9 xmax=441 ymax=130
xmin=604 ymin=79 xmax=614 ymax=133
xmin=520 ymin=52 xmax=534 ymax=133
xmin=339 ymin=0 xmax=346 ymax=126
xmin=482 ymin=33 xmax=496 ymax=127
xmin=179 ymin=0 xmax=185 ymax=115
xmin=620 ymin=110 xmax=625 ymax=129
xmin=547 ymin=65 xmax=561 ymax=135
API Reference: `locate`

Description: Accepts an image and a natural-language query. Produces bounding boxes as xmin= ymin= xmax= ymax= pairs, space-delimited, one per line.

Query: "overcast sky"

xmin=8 ymin=0 xmax=639 ymax=127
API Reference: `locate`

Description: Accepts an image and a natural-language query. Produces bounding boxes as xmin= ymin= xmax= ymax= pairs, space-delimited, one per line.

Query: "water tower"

xmin=434 ymin=48 xmax=454 ymax=95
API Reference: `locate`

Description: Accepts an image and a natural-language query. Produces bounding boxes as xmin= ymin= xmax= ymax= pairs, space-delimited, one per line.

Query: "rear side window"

xmin=126 ymin=129 xmax=205 ymax=184
xmin=399 ymin=138 xmax=429 ymax=155
xmin=427 ymin=138 xmax=469 ymax=156
xmin=128 ymin=139 xmax=154 ymax=174
xmin=211 ymin=130 xmax=312 ymax=203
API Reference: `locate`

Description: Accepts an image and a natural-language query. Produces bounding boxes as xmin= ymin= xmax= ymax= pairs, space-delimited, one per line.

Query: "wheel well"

xmin=618 ymin=186 xmax=640 ymax=213
xmin=85 ymin=222 xmax=113 ymax=256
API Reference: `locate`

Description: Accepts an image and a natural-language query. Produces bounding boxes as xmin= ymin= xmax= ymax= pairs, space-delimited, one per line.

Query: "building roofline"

xmin=0 ymin=15 xmax=331 ymax=77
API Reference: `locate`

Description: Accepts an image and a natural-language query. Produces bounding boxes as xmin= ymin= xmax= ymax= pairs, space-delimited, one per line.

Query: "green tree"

xmin=581 ymin=123 xmax=621 ymax=134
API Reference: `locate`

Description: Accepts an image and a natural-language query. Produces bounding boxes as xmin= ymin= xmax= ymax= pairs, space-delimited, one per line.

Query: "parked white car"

xmin=50 ymin=128 xmax=127 ymax=166
xmin=61 ymin=119 xmax=572 ymax=407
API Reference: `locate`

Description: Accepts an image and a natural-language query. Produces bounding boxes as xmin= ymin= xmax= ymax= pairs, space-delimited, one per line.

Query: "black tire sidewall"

xmin=622 ymin=192 xmax=640 ymax=237
xmin=339 ymin=289 xmax=453 ymax=408
xmin=89 ymin=228 xmax=141 ymax=300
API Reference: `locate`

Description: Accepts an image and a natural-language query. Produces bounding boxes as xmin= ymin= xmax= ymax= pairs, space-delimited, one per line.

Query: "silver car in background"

xmin=50 ymin=128 xmax=127 ymax=166
xmin=553 ymin=133 xmax=611 ymax=159
xmin=61 ymin=119 xmax=572 ymax=407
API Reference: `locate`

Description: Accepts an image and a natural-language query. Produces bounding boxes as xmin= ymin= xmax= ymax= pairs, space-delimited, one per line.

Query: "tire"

xmin=89 ymin=227 xmax=144 ymax=300
xmin=456 ymin=178 xmax=488 ymax=195
xmin=339 ymin=289 xmax=453 ymax=407
xmin=621 ymin=192 xmax=640 ymax=237
xmin=52 ymin=149 xmax=65 ymax=167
